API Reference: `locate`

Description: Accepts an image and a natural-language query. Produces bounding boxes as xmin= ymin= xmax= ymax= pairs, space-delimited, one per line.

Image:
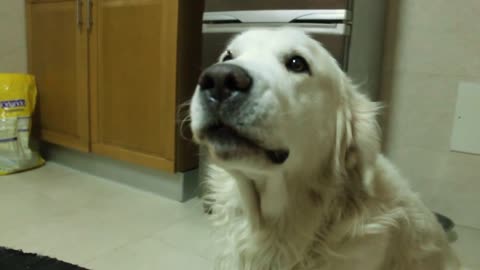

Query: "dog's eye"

xmin=285 ymin=56 xmax=310 ymax=73
xmin=222 ymin=50 xmax=233 ymax=62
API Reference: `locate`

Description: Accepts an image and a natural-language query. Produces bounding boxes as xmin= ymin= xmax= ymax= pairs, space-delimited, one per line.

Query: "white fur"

xmin=190 ymin=28 xmax=463 ymax=270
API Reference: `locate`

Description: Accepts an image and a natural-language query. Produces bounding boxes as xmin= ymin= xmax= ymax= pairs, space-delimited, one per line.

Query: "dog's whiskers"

xmin=177 ymin=99 xmax=194 ymax=142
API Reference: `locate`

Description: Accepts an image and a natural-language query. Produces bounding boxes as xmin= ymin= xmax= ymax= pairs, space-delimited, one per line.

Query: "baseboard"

xmin=40 ymin=143 xmax=199 ymax=202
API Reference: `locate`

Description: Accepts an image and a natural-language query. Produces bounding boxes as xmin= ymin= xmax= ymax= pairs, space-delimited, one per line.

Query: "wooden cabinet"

xmin=26 ymin=0 xmax=90 ymax=152
xmin=26 ymin=0 xmax=203 ymax=172
xmin=89 ymin=0 xmax=178 ymax=171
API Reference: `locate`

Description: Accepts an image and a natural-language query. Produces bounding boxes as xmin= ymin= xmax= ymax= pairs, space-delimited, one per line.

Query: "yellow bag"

xmin=0 ymin=74 xmax=45 ymax=175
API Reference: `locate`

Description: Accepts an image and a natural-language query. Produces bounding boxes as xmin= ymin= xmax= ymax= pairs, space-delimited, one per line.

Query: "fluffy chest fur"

xmin=204 ymin=157 xmax=459 ymax=270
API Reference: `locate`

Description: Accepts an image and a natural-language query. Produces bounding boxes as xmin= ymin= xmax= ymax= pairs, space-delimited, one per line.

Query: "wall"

xmin=382 ymin=1 xmax=480 ymax=230
xmin=0 ymin=0 xmax=27 ymax=73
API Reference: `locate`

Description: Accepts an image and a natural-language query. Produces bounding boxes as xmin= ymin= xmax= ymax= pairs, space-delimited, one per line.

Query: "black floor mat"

xmin=0 ymin=247 xmax=89 ymax=270
xmin=434 ymin=212 xmax=455 ymax=232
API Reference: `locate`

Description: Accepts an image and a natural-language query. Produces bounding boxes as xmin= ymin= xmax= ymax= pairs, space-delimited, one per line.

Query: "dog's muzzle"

xmin=195 ymin=64 xmax=289 ymax=165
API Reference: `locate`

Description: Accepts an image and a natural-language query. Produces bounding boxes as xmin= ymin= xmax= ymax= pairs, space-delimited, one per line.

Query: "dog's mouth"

xmin=201 ymin=123 xmax=289 ymax=165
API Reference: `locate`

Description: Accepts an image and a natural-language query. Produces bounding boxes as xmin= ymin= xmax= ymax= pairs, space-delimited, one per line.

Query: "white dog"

xmin=190 ymin=28 xmax=463 ymax=270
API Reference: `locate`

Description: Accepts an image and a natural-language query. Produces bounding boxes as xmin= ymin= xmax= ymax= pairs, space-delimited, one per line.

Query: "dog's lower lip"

xmin=265 ymin=150 xmax=289 ymax=164
xmin=203 ymin=123 xmax=258 ymax=149
xmin=205 ymin=124 xmax=254 ymax=144
xmin=202 ymin=123 xmax=289 ymax=164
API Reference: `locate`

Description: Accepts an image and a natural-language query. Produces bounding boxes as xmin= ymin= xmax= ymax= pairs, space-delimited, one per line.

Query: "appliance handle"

xmin=203 ymin=14 xmax=241 ymax=23
xmin=203 ymin=10 xmax=349 ymax=23
xmin=203 ymin=23 xmax=349 ymax=36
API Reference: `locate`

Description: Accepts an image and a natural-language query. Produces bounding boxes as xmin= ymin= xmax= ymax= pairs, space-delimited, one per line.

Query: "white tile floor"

xmin=0 ymin=163 xmax=215 ymax=269
xmin=0 ymin=163 xmax=478 ymax=269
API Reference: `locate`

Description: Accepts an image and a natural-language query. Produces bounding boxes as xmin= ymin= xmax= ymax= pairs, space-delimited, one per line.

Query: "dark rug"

xmin=434 ymin=212 xmax=455 ymax=232
xmin=0 ymin=247 xmax=89 ymax=270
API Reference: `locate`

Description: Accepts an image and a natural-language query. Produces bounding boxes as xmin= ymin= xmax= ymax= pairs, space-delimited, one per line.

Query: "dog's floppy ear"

xmin=334 ymin=76 xmax=381 ymax=178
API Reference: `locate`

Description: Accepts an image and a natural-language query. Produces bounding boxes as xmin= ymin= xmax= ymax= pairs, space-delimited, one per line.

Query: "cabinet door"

xmin=26 ymin=0 xmax=90 ymax=151
xmin=89 ymin=0 xmax=178 ymax=172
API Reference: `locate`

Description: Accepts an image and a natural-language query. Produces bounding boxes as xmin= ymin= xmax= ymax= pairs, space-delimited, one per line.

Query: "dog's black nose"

xmin=198 ymin=64 xmax=252 ymax=105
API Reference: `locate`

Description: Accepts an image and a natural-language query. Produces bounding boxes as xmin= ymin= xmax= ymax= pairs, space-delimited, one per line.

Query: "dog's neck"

xmin=217 ymin=157 xmax=376 ymax=269
xmin=227 ymin=169 xmax=285 ymax=231
xmin=253 ymin=171 xmax=288 ymax=220
xmin=229 ymin=163 xmax=339 ymax=232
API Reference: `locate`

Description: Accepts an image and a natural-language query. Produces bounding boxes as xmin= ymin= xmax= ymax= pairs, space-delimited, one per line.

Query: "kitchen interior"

xmin=0 ymin=0 xmax=479 ymax=269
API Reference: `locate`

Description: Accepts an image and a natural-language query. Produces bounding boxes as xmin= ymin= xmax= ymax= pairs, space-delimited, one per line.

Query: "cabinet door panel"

xmin=27 ymin=0 xmax=89 ymax=151
xmin=90 ymin=0 xmax=178 ymax=171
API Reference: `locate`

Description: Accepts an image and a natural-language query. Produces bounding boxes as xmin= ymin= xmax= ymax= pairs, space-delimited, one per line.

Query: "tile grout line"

xmin=81 ymin=206 xmax=205 ymax=265
xmin=455 ymin=224 xmax=480 ymax=232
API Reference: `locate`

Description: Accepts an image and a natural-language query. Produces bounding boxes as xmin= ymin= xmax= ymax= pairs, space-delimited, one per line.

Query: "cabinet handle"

xmin=86 ymin=0 xmax=93 ymax=32
xmin=76 ymin=0 xmax=83 ymax=29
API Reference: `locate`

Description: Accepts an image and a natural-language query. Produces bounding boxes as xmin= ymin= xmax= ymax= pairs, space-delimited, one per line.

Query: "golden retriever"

xmin=189 ymin=28 xmax=463 ymax=270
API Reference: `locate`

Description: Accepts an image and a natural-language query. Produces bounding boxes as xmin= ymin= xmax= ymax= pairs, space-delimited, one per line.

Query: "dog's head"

xmin=190 ymin=28 xmax=380 ymax=176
